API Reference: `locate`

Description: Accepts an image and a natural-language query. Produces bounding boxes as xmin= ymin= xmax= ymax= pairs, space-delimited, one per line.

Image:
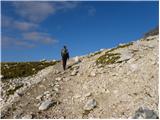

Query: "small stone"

xmin=90 ymin=71 xmax=96 ymax=77
xmin=74 ymin=94 xmax=81 ymax=99
xmin=101 ymin=88 xmax=106 ymax=93
xmin=74 ymin=56 xmax=81 ymax=63
xmin=64 ymin=77 xmax=71 ymax=81
xmin=113 ymin=90 xmax=118 ymax=94
xmin=46 ymin=93 xmax=52 ymax=98
xmin=53 ymin=88 xmax=59 ymax=92
xmin=22 ymin=114 xmax=32 ymax=119
xmin=59 ymin=116 xmax=65 ymax=119
xmin=44 ymin=91 xmax=50 ymax=95
xmin=39 ymin=85 xmax=45 ymax=88
xmin=105 ymin=89 xmax=110 ymax=94
xmin=55 ymin=77 xmax=62 ymax=81
xmin=55 ymin=70 xmax=60 ymax=74
xmin=83 ymin=99 xmax=97 ymax=111
xmin=84 ymin=92 xmax=91 ymax=97
xmin=39 ymin=100 xmax=53 ymax=111
xmin=100 ymin=48 xmax=104 ymax=51
xmin=0 ymin=75 xmax=4 ymax=79
xmin=71 ymin=70 xmax=78 ymax=76
xmin=132 ymin=107 xmax=159 ymax=119
xmin=55 ymin=84 xmax=60 ymax=87
xmin=97 ymin=64 xmax=103 ymax=68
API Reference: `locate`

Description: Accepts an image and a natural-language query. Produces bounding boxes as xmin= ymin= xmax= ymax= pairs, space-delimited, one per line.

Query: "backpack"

xmin=61 ymin=48 xmax=69 ymax=58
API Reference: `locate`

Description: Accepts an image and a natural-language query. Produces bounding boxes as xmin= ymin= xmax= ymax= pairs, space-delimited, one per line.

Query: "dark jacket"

xmin=61 ymin=48 xmax=69 ymax=60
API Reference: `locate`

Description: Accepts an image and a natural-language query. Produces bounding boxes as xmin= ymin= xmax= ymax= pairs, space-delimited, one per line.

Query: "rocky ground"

xmin=0 ymin=35 xmax=159 ymax=119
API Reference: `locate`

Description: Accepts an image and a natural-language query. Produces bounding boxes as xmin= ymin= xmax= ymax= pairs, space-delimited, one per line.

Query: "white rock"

xmin=0 ymin=75 xmax=4 ymax=79
xmin=100 ymin=48 xmax=105 ymax=51
xmin=130 ymin=64 xmax=138 ymax=72
xmin=55 ymin=77 xmax=62 ymax=81
xmin=119 ymin=43 xmax=125 ymax=46
xmin=52 ymin=59 xmax=56 ymax=62
xmin=32 ymin=68 xmax=35 ymax=71
xmin=97 ymin=64 xmax=103 ymax=68
xmin=39 ymin=100 xmax=53 ymax=110
xmin=44 ymin=91 xmax=50 ymax=95
xmin=53 ymin=88 xmax=59 ymax=92
xmin=84 ymin=92 xmax=91 ymax=97
xmin=83 ymin=99 xmax=97 ymax=111
xmin=101 ymin=88 xmax=110 ymax=94
xmin=71 ymin=70 xmax=78 ymax=76
xmin=59 ymin=116 xmax=65 ymax=119
xmin=40 ymin=59 xmax=46 ymax=62
xmin=74 ymin=56 xmax=80 ymax=63
xmin=90 ymin=71 xmax=96 ymax=77
xmin=119 ymin=51 xmax=133 ymax=62
xmin=74 ymin=94 xmax=81 ymax=99
xmin=46 ymin=93 xmax=52 ymax=98
xmin=64 ymin=77 xmax=71 ymax=81
xmin=22 ymin=114 xmax=32 ymax=119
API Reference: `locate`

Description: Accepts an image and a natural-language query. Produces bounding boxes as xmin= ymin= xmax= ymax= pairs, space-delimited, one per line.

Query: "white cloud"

xmin=2 ymin=31 xmax=58 ymax=48
xmin=12 ymin=1 xmax=79 ymax=23
xmin=14 ymin=21 xmax=38 ymax=31
xmin=2 ymin=1 xmax=78 ymax=49
xmin=2 ymin=15 xmax=38 ymax=31
xmin=22 ymin=32 xmax=58 ymax=44
xmin=13 ymin=2 xmax=55 ymax=23
xmin=15 ymin=41 xmax=35 ymax=48
xmin=1 ymin=36 xmax=35 ymax=48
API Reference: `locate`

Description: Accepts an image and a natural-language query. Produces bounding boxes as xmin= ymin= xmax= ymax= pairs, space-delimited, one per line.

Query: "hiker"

xmin=61 ymin=45 xmax=69 ymax=70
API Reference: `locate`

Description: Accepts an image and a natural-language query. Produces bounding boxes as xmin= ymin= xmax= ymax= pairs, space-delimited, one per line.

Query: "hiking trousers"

xmin=62 ymin=57 xmax=67 ymax=70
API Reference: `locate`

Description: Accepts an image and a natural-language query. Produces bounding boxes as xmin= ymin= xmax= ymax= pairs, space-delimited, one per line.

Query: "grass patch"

xmin=107 ymin=42 xmax=133 ymax=53
xmin=1 ymin=61 xmax=58 ymax=80
xmin=96 ymin=42 xmax=133 ymax=65
xmin=96 ymin=52 xmax=121 ymax=65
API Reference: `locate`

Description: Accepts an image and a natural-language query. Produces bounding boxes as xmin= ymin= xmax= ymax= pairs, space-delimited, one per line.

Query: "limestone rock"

xmin=74 ymin=56 xmax=81 ymax=63
xmin=84 ymin=92 xmax=92 ymax=97
xmin=90 ymin=71 xmax=96 ymax=77
xmin=39 ymin=100 xmax=53 ymax=111
xmin=22 ymin=114 xmax=33 ymax=119
xmin=55 ymin=77 xmax=62 ymax=81
xmin=71 ymin=70 xmax=78 ymax=76
xmin=132 ymin=107 xmax=159 ymax=119
xmin=83 ymin=99 xmax=97 ymax=111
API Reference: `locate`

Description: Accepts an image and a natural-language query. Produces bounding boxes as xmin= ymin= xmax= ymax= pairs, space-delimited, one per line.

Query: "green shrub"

xmin=1 ymin=61 xmax=58 ymax=80
xmin=96 ymin=52 xmax=121 ymax=65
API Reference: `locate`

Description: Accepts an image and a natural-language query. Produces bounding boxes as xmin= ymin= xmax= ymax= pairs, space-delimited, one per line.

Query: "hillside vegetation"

xmin=1 ymin=61 xmax=58 ymax=80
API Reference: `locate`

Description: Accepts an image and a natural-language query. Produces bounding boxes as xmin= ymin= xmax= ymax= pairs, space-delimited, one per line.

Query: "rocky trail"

xmin=1 ymin=35 xmax=159 ymax=119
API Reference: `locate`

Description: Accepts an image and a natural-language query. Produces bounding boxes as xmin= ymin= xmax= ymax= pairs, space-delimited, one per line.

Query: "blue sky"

xmin=1 ymin=1 xmax=159 ymax=62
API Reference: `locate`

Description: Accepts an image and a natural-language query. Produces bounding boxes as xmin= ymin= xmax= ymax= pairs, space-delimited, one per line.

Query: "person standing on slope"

xmin=61 ymin=46 xmax=69 ymax=70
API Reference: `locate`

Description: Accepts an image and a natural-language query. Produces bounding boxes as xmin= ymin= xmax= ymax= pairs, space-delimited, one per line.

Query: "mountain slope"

xmin=1 ymin=34 xmax=159 ymax=119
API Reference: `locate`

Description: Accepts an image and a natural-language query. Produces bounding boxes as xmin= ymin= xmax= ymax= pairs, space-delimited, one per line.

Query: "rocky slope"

xmin=0 ymin=34 xmax=159 ymax=119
